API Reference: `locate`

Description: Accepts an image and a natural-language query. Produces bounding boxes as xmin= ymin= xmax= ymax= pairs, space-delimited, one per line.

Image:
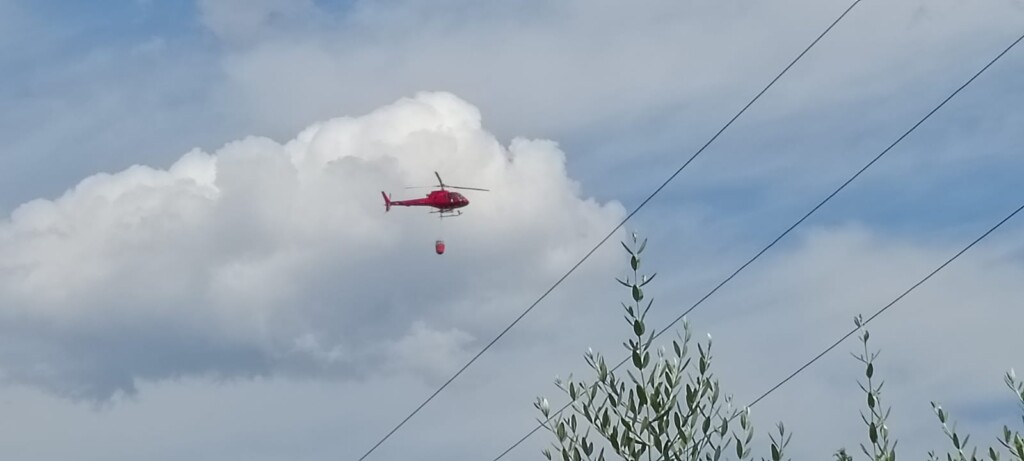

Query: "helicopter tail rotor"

xmin=381 ymin=191 xmax=391 ymax=212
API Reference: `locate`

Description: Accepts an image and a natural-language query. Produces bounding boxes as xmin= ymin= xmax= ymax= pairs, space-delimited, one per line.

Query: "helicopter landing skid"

xmin=431 ymin=210 xmax=463 ymax=219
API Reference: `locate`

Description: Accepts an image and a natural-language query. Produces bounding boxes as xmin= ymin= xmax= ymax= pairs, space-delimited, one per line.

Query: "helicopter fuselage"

xmin=383 ymin=189 xmax=469 ymax=211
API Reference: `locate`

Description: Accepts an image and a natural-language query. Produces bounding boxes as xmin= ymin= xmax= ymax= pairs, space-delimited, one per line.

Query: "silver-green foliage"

xmin=836 ymin=316 xmax=1022 ymax=461
xmin=534 ymin=234 xmax=789 ymax=461
xmin=536 ymin=234 xmax=1021 ymax=461
xmin=854 ymin=315 xmax=897 ymax=461
xmin=833 ymin=316 xmax=897 ymax=461
xmin=924 ymin=368 xmax=1024 ymax=461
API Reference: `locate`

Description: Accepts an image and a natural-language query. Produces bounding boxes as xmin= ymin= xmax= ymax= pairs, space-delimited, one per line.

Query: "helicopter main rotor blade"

xmin=430 ymin=171 xmax=487 ymax=191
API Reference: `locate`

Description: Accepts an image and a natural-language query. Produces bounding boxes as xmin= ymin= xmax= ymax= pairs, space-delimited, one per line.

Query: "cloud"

xmin=196 ymin=0 xmax=317 ymax=45
xmin=2 ymin=1 xmax=1023 ymax=458
xmin=674 ymin=222 xmax=1024 ymax=459
xmin=0 ymin=91 xmax=627 ymax=400
xmin=212 ymin=0 xmax=1024 ymax=137
xmin=5 ymin=0 xmax=1022 ymax=216
xmin=2 ymin=219 xmax=1021 ymax=460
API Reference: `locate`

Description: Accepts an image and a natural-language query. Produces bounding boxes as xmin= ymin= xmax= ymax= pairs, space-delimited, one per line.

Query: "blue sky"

xmin=2 ymin=0 xmax=1024 ymax=460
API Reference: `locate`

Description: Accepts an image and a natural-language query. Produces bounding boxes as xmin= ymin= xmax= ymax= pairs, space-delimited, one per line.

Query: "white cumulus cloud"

xmin=0 ymin=91 xmax=626 ymax=400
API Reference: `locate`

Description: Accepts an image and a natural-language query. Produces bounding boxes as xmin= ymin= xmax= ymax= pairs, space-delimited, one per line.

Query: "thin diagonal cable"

xmin=650 ymin=21 xmax=1024 ymax=366
xmin=490 ymin=26 xmax=1024 ymax=461
xmin=355 ymin=2 xmax=864 ymax=460
xmin=642 ymin=200 xmax=1024 ymax=461
xmin=746 ymin=200 xmax=1024 ymax=410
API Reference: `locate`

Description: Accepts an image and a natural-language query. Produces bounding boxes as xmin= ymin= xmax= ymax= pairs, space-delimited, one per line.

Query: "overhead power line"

xmin=634 ymin=201 xmax=1024 ymax=461
xmin=745 ymin=200 xmax=1024 ymax=411
xmin=353 ymin=2 xmax=866 ymax=460
xmin=490 ymin=25 xmax=1024 ymax=461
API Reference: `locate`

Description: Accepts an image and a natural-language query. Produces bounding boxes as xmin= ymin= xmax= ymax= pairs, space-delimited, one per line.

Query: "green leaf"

xmin=633 ymin=319 xmax=645 ymax=336
xmin=870 ymin=422 xmax=878 ymax=444
xmin=650 ymin=394 xmax=662 ymax=414
xmin=772 ymin=443 xmax=781 ymax=461
xmin=867 ymin=362 xmax=874 ymax=379
xmin=868 ymin=391 xmax=876 ymax=409
xmin=631 ymin=255 xmax=639 ymax=270
xmin=632 ymin=285 xmax=643 ymax=302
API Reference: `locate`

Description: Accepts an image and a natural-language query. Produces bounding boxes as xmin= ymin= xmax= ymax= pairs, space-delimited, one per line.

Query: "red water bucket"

xmin=435 ymin=240 xmax=446 ymax=255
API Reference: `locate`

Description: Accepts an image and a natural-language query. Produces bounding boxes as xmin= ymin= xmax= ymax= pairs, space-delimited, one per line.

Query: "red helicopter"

xmin=381 ymin=171 xmax=488 ymax=254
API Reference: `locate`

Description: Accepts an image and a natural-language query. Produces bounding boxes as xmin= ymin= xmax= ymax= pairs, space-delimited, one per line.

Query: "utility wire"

xmin=746 ymin=199 xmax=1024 ymax=409
xmin=354 ymin=2 xmax=865 ymax=460
xmin=490 ymin=25 xmax=1024 ymax=461
xmin=636 ymin=201 xmax=1024 ymax=461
